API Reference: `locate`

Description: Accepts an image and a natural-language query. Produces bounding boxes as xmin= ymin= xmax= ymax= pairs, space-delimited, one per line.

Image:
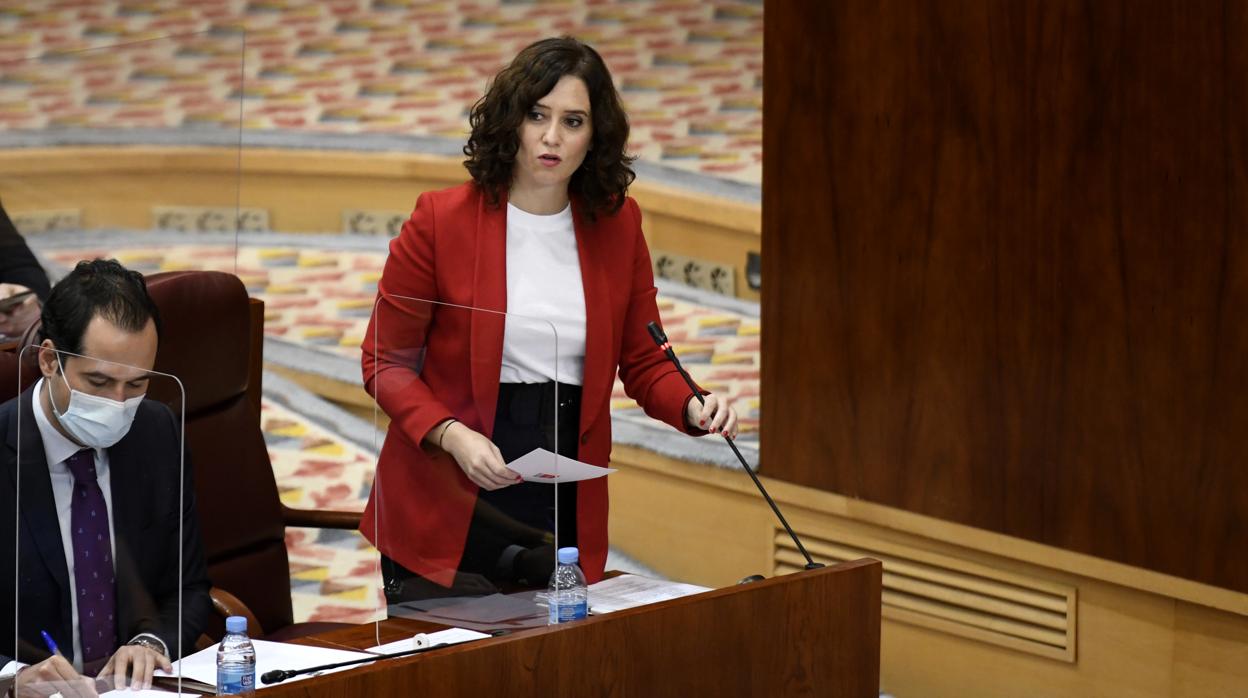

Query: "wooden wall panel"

xmin=762 ymin=0 xmax=1248 ymax=592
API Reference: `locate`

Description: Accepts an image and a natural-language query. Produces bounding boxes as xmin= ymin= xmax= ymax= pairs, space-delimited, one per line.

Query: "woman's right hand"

xmin=439 ymin=421 xmax=522 ymax=490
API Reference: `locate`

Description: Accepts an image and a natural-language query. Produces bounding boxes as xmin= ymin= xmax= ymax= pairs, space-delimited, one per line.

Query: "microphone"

xmin=259 ymin=641 xmax=452 ymax=685
xmin=646 ymin=321 xmax=824 ymax=572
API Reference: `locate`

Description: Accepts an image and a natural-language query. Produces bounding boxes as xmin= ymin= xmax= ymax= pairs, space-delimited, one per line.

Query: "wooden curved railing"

xmin=0 ymin=146 xmax=762 ymax=300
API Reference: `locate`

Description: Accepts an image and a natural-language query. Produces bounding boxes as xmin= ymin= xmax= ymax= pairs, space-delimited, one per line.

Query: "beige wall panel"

xmin=608 ymin=447 xmax=1248 ymax=697
xmin=236 ymin=149 xmax=464 ymax=232
xmin=0 ymin=147 xmax=762 ymax=299
xmin=630 ymin=185 xmax=761 ymax=302
xmin=608 ymin=446 xmax=772 ymax=587
xmin=881 ymin=582 xmax=1175 ymax=698
xmin=1 ymin=171 xmax=243 ymax=230
xmin=1170 ymin=601 xmax=1248 ymax=694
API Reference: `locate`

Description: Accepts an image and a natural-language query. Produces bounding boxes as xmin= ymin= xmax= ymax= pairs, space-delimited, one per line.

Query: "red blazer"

xmin=360 ymin=182 xmax=701 ymax=586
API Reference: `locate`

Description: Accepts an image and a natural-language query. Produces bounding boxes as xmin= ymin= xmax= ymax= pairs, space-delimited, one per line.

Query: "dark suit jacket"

xmin=0 ymin=201 xmax=51 ymax=301
xmin=0 ymin=386 xmax=212 ymax=668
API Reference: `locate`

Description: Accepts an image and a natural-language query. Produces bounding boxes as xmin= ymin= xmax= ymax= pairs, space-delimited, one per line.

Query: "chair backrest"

xmin=0 ymin=322 xmax=43 ymax=400
xmin=143 ymin=270 xmax=294 ymax=638
xmin=1 ymin=271 xmax=295 ymax=638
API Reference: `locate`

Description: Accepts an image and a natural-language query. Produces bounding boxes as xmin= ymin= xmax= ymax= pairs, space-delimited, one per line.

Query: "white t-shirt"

xmin=500 ymin=202 xmax=587 ymax=385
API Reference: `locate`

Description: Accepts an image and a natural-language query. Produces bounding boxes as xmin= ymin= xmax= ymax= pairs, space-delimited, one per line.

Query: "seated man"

xmin=0 ymin=259 xmax=212 ymax=697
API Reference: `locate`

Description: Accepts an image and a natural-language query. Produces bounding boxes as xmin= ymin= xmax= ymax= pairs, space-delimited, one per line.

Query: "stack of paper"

xmin=389 ymin=590 xmax=550 ymax=632
xmin=103 ymin=691 xmax=193 ymax=697
xmin=365 ymin=627 xmax=490 ymax=654
xmin=155 ymin=639 xmax=376 ymax=690
xmin=587 ymin=574 xmax=712 ymax=614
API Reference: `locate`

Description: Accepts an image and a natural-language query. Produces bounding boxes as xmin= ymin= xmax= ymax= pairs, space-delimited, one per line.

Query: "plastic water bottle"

xmin=548 ymin=546 xmax=588 ymax=623
xmin=216 ymin=615 xmax=256 ymax=695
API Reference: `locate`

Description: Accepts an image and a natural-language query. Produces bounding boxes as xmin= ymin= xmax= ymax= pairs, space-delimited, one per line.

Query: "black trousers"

xmin=383 ymin=382 xmax=581 ymax=601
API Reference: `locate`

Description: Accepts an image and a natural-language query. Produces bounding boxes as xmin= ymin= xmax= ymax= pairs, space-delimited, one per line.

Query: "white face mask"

xmin=49 ymin=356 xmax=144 ymax=449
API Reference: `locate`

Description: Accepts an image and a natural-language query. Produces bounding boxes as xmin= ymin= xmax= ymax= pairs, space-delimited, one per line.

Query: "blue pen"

xmin=40 ymin=630 xmax=62 ymax=657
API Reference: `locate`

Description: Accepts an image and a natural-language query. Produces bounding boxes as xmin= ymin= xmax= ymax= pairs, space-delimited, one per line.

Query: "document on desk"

xmin=389 ymin=589 xmax=550 ymax=632
xmin=587 ymin=574 xmax=712 ymax=614
xmin=155 ymin=639 xmax=376 ymax=689
xmin=508 ymin=447 xmax=616 ymax=483
xmin=102 ymin=691 xmax=194 ymax=697
xmin=366 ymin=627 xmax=491 ymax=654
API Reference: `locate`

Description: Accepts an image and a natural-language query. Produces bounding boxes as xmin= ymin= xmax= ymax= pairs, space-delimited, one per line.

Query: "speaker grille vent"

xmin=774 ymin=530 xmax=1077 ymax=662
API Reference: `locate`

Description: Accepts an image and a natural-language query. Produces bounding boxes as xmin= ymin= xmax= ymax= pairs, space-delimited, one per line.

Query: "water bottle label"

xmin=218 ymin=667 xmax=255 ymax=694
xmin=551 ymin=600 xmax=588 ymax=623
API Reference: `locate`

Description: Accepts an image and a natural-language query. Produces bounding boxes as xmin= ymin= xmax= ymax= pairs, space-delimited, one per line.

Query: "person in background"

xmin=361 ymin=36 xmax=738 ymax=601
xmin=0 ymin=200 xmax=51 ymax=341
xmin=0 ymin=259 xmax=212 ymax=697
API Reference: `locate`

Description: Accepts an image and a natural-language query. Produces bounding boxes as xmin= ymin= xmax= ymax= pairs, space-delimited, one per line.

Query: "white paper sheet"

xmin=365 ymin=627 xmax=490 ymax=655
xmin=507 ymin=447 xmax=616 ymax=483
xmin=154 ymin=639 xmax=376 ymax=688
xmin=102 ymin=691 xmax=193 ymax=697
xmin=587 ymin=574 xmax=712 ymax=614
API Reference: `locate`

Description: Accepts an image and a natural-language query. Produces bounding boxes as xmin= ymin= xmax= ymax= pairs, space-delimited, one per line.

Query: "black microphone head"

xmin=646 ymin=321 xmax=667 ymax=346
xmin=260 ymin=669 xmax=289 ymax=685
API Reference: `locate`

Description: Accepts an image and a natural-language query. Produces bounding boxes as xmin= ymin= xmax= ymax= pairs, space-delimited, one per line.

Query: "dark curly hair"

xmin=463 ymin=36 xmax=636 ymax=220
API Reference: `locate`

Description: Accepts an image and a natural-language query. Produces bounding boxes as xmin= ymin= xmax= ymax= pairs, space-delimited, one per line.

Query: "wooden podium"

xmin=262 ymin=559 xmax=881 ymax=697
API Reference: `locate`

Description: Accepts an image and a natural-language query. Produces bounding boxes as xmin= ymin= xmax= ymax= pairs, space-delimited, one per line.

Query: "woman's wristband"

xmin=437 ymin=419 xmax=459 ymax=451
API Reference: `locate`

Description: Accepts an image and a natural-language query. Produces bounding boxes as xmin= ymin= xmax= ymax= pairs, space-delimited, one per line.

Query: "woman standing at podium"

xmin=361 ymin=36 xmax=738 ymax=600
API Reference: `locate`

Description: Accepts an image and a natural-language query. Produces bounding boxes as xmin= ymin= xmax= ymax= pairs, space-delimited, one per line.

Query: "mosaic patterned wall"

xmin=0 ymin=0 xmax=763 ymax=184
xmin=262 ymin=395 xmax=385 ymax=623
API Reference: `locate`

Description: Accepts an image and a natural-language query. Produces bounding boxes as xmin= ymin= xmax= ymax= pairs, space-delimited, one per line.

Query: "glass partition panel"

xmin=11 ymin=344 xmax=197 ymax=695
xmin=368 ymin=293 xmax=581 ymax=636
xmin=0 ymin=31 xmax=245 ymax=305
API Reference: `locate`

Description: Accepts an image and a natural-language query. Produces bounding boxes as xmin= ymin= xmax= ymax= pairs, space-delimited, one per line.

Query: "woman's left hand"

xmin=686 ymin=393 xmax=738 ymax=439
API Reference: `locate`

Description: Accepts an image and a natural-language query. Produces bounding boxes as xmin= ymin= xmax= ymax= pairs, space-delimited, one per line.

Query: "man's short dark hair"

xmin=40 ymin=259 xmax=161 ymax=355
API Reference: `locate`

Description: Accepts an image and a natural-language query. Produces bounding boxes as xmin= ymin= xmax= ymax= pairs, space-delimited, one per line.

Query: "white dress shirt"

xmin=500 ymin=202 xmax=588 ymax=385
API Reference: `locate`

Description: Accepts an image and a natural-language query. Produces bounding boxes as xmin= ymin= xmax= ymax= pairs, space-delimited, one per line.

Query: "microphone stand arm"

xmin=647 ymin=322 xmax=823 ymax=571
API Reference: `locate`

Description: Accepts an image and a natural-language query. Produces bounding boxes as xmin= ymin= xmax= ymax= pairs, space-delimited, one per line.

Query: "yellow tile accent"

xmin=328 ymin=585 xmax=369 ymax=602
xmin=306 ymin=442 xmax=346 ymax=457
xmin=292 ymin=566 xmax=330 ymax=582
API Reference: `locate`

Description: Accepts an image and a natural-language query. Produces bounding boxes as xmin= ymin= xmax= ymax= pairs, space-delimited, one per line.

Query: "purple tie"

xmin=65 ymin=449 xmax=117 ymax=664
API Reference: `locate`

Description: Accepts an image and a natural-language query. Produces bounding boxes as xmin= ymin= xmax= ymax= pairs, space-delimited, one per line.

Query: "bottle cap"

xmin=225 ymin=616 xmax=247 ymax=634
xmin=557 ymin=547 xmax=579 ymax=565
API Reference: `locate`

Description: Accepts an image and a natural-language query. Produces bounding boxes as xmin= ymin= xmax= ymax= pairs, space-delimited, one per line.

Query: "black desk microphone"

xmin=646 ymin=320 xmax=824 ymax=571
xmin=259 ymin=642 xmax=449 ymax=685
xmin=258 ymin=631 xmax=513 ymax=686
